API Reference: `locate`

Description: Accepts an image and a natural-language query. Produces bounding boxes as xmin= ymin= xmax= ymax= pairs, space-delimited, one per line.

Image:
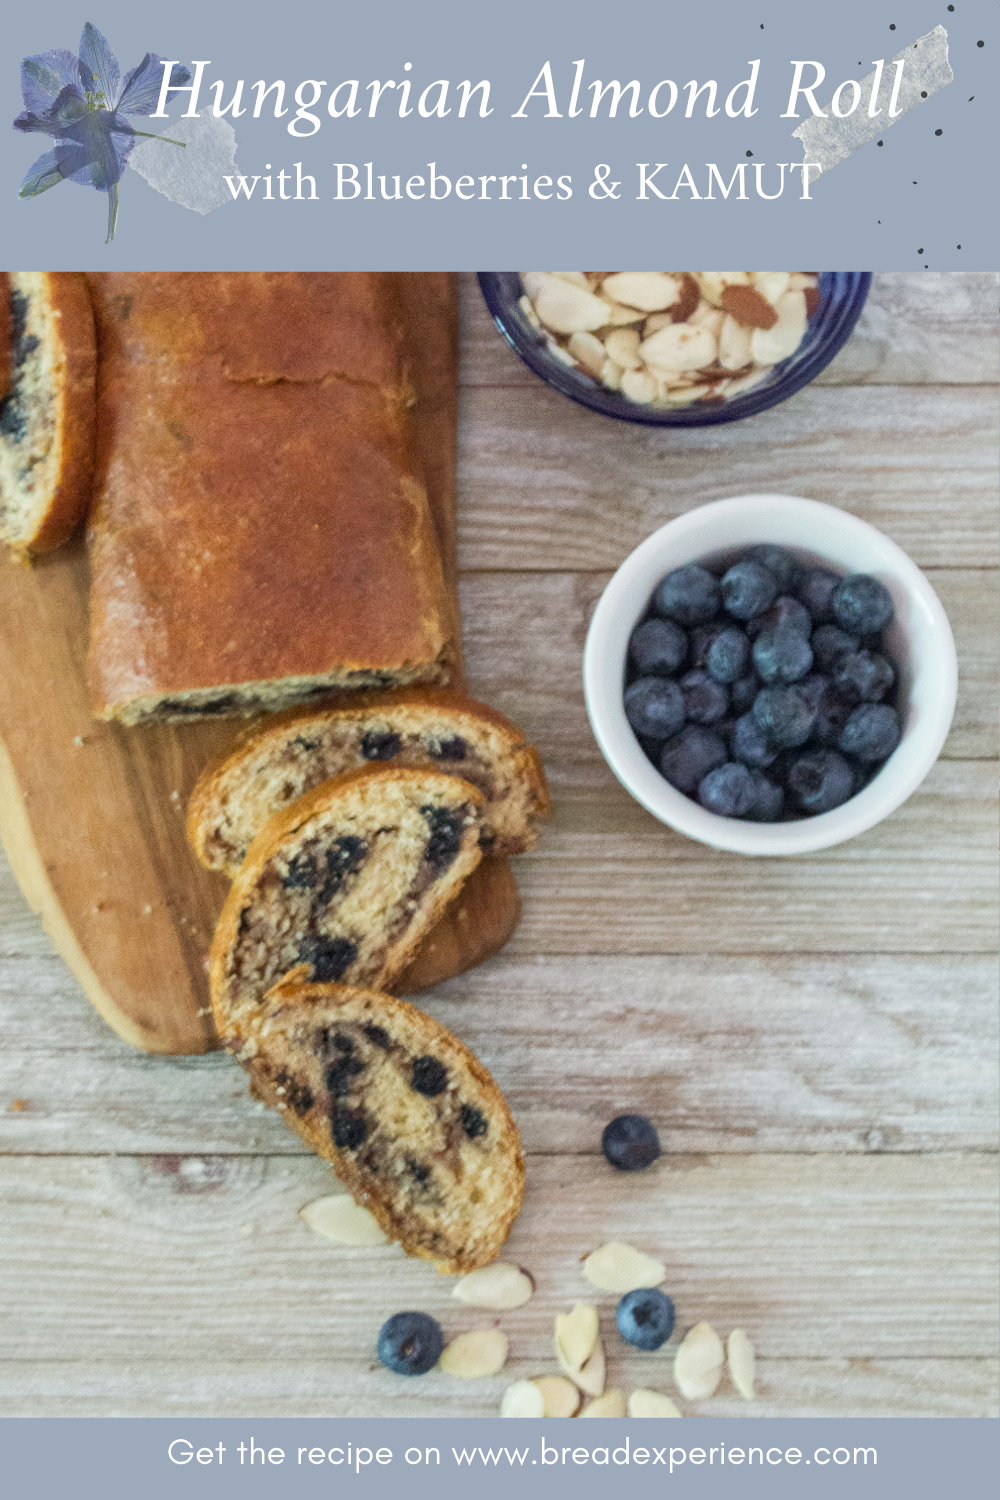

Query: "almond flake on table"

xmin=554 ymin=1302 xmax=599 ymax=1377
xmin=674 ymin=1321 xmax=725 ymax=1400
xmin=452 ymin=1263 xmax=534 ymax=1310
xmin=727 ymin=1328 xmax=756 ymax=1400
xmin=579 ymin=1389 xmax=626 ymax=1418
xmin=533 ymin=1376 xmax=581 ymax=1417
xmin=439 ymin=1328 xmax=508 ymax=1379
xmin=628 ymin=1389 xmax=683 ymax=1418
xmin=500 ymin=1379 xmax=545 ymax=1418
xmin=298 ymin=1194 xmax=388 ymax=1246
xmin=581 ymin=1242 xmax=666 ymax=1293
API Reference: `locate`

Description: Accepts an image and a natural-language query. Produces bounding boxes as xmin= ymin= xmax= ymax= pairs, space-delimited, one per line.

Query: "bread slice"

xmin=188 ymin=688 xmax=552 ymax=875
xmin=210 ymin=765 xmax=484 ymax=1027
xmin=85 ymin=273 xmax=453 ymax=724
xmin=228 ymin=978 xmax=524 ymax=1272
xmin=0 ymin=272 xmax=95 ymax=560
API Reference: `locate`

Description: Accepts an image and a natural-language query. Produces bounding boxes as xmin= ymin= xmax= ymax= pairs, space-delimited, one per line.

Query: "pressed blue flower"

xmin=13 ymin=22 xmax=191 ymax=242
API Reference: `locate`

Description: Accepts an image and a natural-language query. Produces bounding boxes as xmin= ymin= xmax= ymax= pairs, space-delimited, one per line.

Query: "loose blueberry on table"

xmin=377 ymin=1311 xmax=444 ymax=1375
xmin=602 ymin=1113 xmax=661 ymax=1171
xmin=624 ymin=547 xmax=902 ymax=822
xmin=616 ymin=1287 xmax=676 ymax=1350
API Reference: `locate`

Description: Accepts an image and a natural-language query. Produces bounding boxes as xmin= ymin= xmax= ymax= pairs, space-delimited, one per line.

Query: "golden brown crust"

xmin=84 ymin=273 xmax=451 ymax=722
xmin=187 ymin=686 xmax=552 ymax=871
xmin=230 ymin=979 xmax=525 ymax=1272
xmin=1 ymin=271 xmax=96 ymax=559
xmin=209 ymin=764 xmax=485 ymax=1027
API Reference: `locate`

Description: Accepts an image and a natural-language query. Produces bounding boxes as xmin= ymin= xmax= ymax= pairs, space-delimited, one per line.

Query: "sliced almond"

xmin=518 ymin=293 xmax=542 ymax=330
xmin=719 ymin=315 xmax=754 ymax=371
xmin=568 ymin=330 xmax=609 ymax=377
xmin=753 ymin=271 xmax=791 ymax=306
xmin=600 ymin=358 xmax=624 ymax=391
xmin=661 ymin=384 xmax=712 ymax=404
xmin=554 ymin=1303 xmax=598 ymax=1378
xmin=726 ymin=366 xmax=773 ymax=396
xmin=602 ymin=272 xmax=680 ymax=312
xmin=520 ymin=272 xmax=548 ymax=298
xmin=719 ymin=284 xmax=778 ymax=331
xmin=299 ymin=1194 xmax=387 ymax=1247
xmin=500 ymin=1379 xmax=545 ymax=1418
xmin=596 ymin=294 xmax=646 ymax=326
xmin=629 ymin=1389 xmax=682 ymax=1418
xmin=440 ymin=1328 xmax=509 ymax=1379
xmin=582 ymin=1242 xmax=666 ymax=1294
xmin=687 ymin=302 xmax=725 ymax=336
xmin=603 ymin=327 xmax=643 ymax=371
xmin=579 ymin=1389 xmax=626 ymax=1418
xmin=788 ymin=271 xmax=818 ymax=289
xmin=552 ymin=271 xmax=592 ymax=289
xmin=620 ymin=369 xmax=658 ymax=404
xmin=727 ymin=1328 xmax=756 ymax=1400
xmin=641 ymin=322 xmax=717 ymax=373
xmin=575 ymin=1334 xmax=606 ymax=1397
xmin=751 ymin=289 xmax=807 ymax=364
xmin=453 ymin=1263 xmax=534 ymax=1311
xmin=643 ymin=312 xmax=674 ymax=336
xmin=674 ymin=1322 xmax=724 ymax=1401
xmin=534 ymin=1376 xmax=581 ymax=1418
xmin=533 ymin=276 xmax=610 ymax=335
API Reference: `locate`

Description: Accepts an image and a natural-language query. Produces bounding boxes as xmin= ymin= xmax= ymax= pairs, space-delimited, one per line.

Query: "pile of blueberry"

xmin=624 ymin=545 xmax=902 ymax=821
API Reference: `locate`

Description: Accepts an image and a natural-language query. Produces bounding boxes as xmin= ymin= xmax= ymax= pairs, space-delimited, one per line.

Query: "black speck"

xmin=301 ymin=935 xmax=358 ymax=982
xmin=977 ymin=41 xmax=984 ymax=48
xmin=969 ymin=96 xmax=975 ymax=101
xmin=921 ymin=91 xmax=928 ymax=98
xmin=935 ymin=128 xmax=943 ymax=135
xmin=918 ymin=248 xmax=924 ymax=255
xmin=460 ymin=1103 xmax=489 ymax=1139
xmin=330 ymin=1106 xmax=367 ymax=1150
xmin=913 ymin=180 xmax=918 ymax=184
xmin=889 ymin=22 xmax=895 ymax=29
xmin=877 ymin=140 xmax=883 ymax=146
xmin=363 ymin=1022 xmax=393 ymax=1050
xmin=361 ymin=730 xmax=401 ymax=761
xmin=411 ymin=1055 xmax=448 ymax=1096
xmin=957 ymin=245 xmax=961 ymax=250
xmin=745 ymin=150 xmax=753 ymax=157
xmin=290 ymin=735 xmax=320 ymax=752
xmin=948 ymin=3 xmax=954 ymax=9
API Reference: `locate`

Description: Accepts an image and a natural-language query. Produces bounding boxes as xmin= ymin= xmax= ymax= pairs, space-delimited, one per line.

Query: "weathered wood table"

xmin=1 ymin=272 xmax=997 ymax=1418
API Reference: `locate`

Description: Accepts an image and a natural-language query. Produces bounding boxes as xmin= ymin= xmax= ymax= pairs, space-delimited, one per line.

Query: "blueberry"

xmin=720 ymin=559 xmax=778 ymax=621
xmin=629 ymin=617 xmax=688 ymax=677
xmin=832 ymin=574 xmax=894 ymax=636
xmin=797 ymin=672 xmax=832 ymax=710
xmin=653 ymin=565 xmax=720 ymax=627
xmin=624 ymin=677 xmax=685 ymax=739
xmin=810 ymin=682 xmax=854 ymax=746
xmin=752 ymin=686 xmax=816 ymax=748
xmin=688 ymin=622 xmax=728 ymax=669
xmin=602 ymin=1113 xmax=660 ymax=1171
xmin=377 ymin=1311 xmax=444 ymax=1375
xmin=795 ymin=567 xmax=840 ymax=623
xmin=832 ymin=650 xmax=895 ymax=704
xmin=698 ymin=761 xmax=757 ymax=817
xmin=729 ymin=674 xmax=760 ymax=715
xmin=787 ymin=749 xmax=856 ymax=814
xmin=616 ymin=1287 xmax=676 ymax=1351
xmin=659 ymin=725 xmax=727 ymax=794
xmin=679 ymin=669 xmax=729 ymax=725
xmin=811 ymin=624 xmax=859 ymax=671
xmin=838 ymin=703 xmax=902 ymax=761
xmin=745 ymin=594 xmax=812 ymax=641
xmin=742 ymin=543 xmax=798 ymax=593
xmin=752 ymin=623 xmax=814 ymax=684
xmin=706 ymin=626 xmax=750 ymax=683
xmin=731 ymin=712 xmax=777 ymax=769
xmin=745 ymin=769 xmax=785 ymax=822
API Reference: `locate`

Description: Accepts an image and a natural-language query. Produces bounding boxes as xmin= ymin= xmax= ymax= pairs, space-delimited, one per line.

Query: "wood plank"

xmin=459 ymin=570 xmax=999 ymax=766
xmin=1 ymin=954 xmax=995 ymax=1157
xmin=455 ymin=384 xmax=999 ymax=571
xmin=461 ymin=271 xmax=1000 ymax=389
xmin=0 ymin=1358 xmax=993 ymax=1419
xmin=2 ymin=762 xmax=995 ymax=961
xmin=0 ymin=1154 xmax=994 ymax=1368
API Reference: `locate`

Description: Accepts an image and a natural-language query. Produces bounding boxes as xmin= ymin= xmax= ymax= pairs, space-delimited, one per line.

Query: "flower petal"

xmin=55 ymin=110 xmax=134 ymax=189
xmin=78 ymin=22 xmax=120 ymax=108
xmin=14 ymin=83 xmax=89 ymax=137
xmin=20 ymin=50 xmax=83 ymax=112
xmin=118 ymin=55 xmax=192 ymax=115
xmin=18 ymin=148 xmax=65 ymax=198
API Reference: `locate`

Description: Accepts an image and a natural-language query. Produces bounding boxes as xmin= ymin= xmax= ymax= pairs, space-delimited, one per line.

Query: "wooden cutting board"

xmin=0 ymin=272 xmax=520 ymax=1054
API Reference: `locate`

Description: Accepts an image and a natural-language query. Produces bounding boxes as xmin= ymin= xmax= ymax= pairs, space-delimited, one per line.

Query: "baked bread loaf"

xmin=228 ymin=978 xmax=524 ymax=1271
xmin=210 ymin=765 xmax=484 ymax=1026
xmin=85 ymin=272 xmax=452 ymax=724
xmin=188 ymin=688 xmax=552 ymax=875
xmin=0 ymin=272 xmax=95 ymax=559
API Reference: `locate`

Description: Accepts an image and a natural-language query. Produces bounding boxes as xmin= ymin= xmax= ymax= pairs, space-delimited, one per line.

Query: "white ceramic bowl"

xmin=583 ymin=495 xmax=958 ymax=855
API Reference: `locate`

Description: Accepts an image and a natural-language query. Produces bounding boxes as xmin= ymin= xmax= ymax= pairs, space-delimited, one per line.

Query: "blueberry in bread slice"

xmin=189 ymin=688 xmax=551 ymax=875
xmin=228 ymin=977 xmax=524 ymax=1271
xmin=0 ymin=272 xmax=96 ymax=560
xmin=210 ymin=765 xmax=484 ymax=1026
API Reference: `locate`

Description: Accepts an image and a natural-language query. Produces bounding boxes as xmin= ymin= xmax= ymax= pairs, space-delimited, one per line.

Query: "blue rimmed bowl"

xmin=477 ymin=272 xmax=872 ymax=426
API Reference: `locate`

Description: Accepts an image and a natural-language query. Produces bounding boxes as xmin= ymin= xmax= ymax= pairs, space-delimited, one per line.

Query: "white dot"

xmin=265 ymin=163 xmax=271 ymax=169
xmin=522 ymin=164 xmax=527 ymax=170
xmin=404 ymin=62 xmax=412 ymax=70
